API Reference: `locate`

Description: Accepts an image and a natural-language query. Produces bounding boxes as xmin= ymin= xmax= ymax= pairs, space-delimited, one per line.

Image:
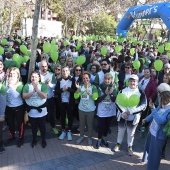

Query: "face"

xmin=31 ymin=73 xmax=40 ymax=84
xmin=40 ymin=62 xmax=48 ymax=73
xmin=82 ymin=74 xmax=90 ymax=85
xmin=67 ymin=60 xmax=73 ymax=67
xmin=90 ymin=66 xmax=97 ymax=73
xmin=75 ymin=67 xmax=81 ymax=76
xmin=59 ymin=57 xmax=66 ymax=64
xmin=161 ymin=56 xmax=169 ymax=64
xmin=164 ymin=66 xmax=170 ymax=74
xmin=101 ymin=61 xmax=109 ymax=70
xmin=104 ymin=76 xmax=112 ymax=85
xmin=163 ymin=75 xmax=169 ymax=84
xmin=144 ymin=69 xmax=151 ymax=78
xmin=9 ymin=70 xmax=18 ymax=80
xmin=0 ymin=61 xmax=4 ymax=71
xmin=151 ymin=69 xmax=156 ymax=76
xmin=55 ymin=67 xmax=61 ymax=75
xmin=62 ymin=67 xmax=69 ymax=78
xmin=125 ymin=66 xmax=132 ymax=74
xmin=129 ymin=79 xmax=138 ymax=89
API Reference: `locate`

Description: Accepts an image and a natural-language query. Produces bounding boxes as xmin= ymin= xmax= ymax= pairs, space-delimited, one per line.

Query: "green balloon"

xmin=140 ymin=58 xmax=145 ymax=64
xmin=130 ymin=48 xmax=135 ymax=55
xmin=92 ymin=93 xmax=98 ymax=100
xmin=51 ymin=51 xmax=58 ymax=62
xmin=27 ymin=50 xmax=31 ymax=56
xmin=66 ymin=35 xmax=71 ymax=40
xmin=165 ymin=43 xmax=170 ymax=51
xmin=128 ymin=94 xmax=140 ymax=107
xmin=154 ymin=60 xmax=163 ymax=71
xmin=13 ymin=54 xmax=20 ymax=62
xmin=1 ymin=39 xmax=7 ymax=45
xmin=133 ymin=60 xmax=141 ymax=70
xmin=64 ymin=40 xmax=69 ymax=46
xmin=77 ymin=42 xmax=82 ymax=48
xmin=116 ymin=93 xmax=128 ymax=107
xmin=16 ymin=39 xmax=21 ymax=44
xmin=0 ymin=46 xmax=4 ymax=55
xmin=76 ymin=45 xmax=81 ymax=50
xmin=8 ymin=47 xmax=13 ymax=52
xmin=51 ymin=40 xmax=56 ymax=45
xmin=115 ymin=45 xmax=122 ymax=53
xmin=23 ymin=56 xmax=29 ymax=63
xmin=50 ymin=45 xmax=58 ymax=53
xmin=43 ymin=42 xmax=51 ymax=54
xmin=76 ymin=55 xmax=86 ymax=65
xmin=21 ymin=35 xmax=25 ymax=40
xmin=101 ymin=46 xmax=107 ymax=56
xmin=167 ymin=53 xmax=170 ymax=57
xmin=158 ymin=46 xmax=164 ymax=54
xmin=20 ymin=45 xmax=27 ymax=54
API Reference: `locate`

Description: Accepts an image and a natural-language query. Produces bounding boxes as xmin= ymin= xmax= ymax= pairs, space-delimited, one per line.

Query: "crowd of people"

xmin=0 ymin=35 xmax=170 ymax=170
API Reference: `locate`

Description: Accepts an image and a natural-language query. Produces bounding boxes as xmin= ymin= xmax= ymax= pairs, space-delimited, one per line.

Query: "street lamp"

xmin=24 ymin=11 xmax=27 ymax=37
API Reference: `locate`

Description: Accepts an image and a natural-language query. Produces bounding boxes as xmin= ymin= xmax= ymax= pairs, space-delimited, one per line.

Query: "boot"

xmin=0 ymin=140 xmax=5 ymax=154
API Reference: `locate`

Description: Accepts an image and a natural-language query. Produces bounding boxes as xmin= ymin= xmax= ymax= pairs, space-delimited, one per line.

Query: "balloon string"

xmin=157 ymin=71 xmax=159 ymax=80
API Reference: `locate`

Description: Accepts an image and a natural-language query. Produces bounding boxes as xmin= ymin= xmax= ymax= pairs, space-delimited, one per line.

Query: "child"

xmin=96 ymin=73 xmax=118 ymax=148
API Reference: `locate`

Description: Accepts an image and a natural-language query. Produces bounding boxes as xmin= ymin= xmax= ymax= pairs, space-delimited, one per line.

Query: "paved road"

xmin=0 ymin=120 xmax=170 ymax=170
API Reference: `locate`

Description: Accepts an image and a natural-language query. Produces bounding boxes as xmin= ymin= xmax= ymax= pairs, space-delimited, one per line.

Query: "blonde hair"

xmin=9 ymin=67 xmax=21 ymax=82
xmin=104 ymin=73 xmax=113 ymax=79
xmin=160 ymin=91 xmax=170 ymax=105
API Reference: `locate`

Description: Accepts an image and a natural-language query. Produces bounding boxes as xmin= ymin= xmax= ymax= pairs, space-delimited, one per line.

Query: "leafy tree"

xmin=84 ymin=11 xmax=117 ymax=36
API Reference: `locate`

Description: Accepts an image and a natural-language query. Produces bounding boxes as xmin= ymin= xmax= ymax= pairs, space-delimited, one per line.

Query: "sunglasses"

xmin=125 ymin=67 xmax=130 ymax=69
xmin=101 ymin=63 xmax=107 ymax=66
xmin=76 ymin=69 xmax=81 ymax=71
xmin=55 ymin=68 xmax=61 ymax=71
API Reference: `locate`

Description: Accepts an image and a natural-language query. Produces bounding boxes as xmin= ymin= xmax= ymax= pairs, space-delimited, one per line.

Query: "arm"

xmin=22 ymin=84 xmax=34 ymax=99
xmin=47 ymin=73 xmax=56 ymax=89
xmin=54 ymin=80 xmax=63 ymax=95
xmin=67 ymin=78 xmax=76 ymax=94
xmin=8 ymin=83 xmax=23 ymax=98
xmin=93 ymin=73 xmax=99 ymax=87
xmin=149 ymin=80 xmax=157 ymax=101
xmin=153 ymin=110 xmax=170 ymax=125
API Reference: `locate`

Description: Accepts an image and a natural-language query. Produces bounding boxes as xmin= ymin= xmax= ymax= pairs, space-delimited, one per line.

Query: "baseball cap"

xmin=129 ymin=74 xmax=139 ymax=81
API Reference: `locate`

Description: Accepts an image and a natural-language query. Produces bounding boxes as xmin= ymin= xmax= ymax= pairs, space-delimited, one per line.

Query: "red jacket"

xmin=139 ymin=76 xmax=157 ymax=103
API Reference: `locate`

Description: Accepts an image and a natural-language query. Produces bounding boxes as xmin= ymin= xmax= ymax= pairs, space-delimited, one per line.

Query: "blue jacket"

xmin=146 ymin=106 xmax=170 ymax=140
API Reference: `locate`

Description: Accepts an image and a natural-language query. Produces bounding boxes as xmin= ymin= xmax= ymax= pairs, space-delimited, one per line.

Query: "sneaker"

xmin=0 ymin=147 xmax=5 ymax=154
xmin=31 ymin=140 xmax=37 ymax=148
xmin=67 ymin=131 xmax=72 ymax=141
xmin=102 ymin=139 xmax=109 ymax=147
xmin=88 ymin=138 xmax=92 ymax=145
xmin=17 ymin=138 xmax=23 ymax=147
xmin=37 ymin=130 xmax=41 ymax=136
xmin=128 ymin=147 xmax=133 ymax=156
xmin=52 ymin=128 xmax=59 ymax=135
xmin=113 ymin=144 xmax=120 ymax=152
xmin=59 ymin=131 xmax=66 ymax=140
xmin=4 ymin=137 xmax=16 ymax=146
xmin=42 ymin=140 xmax=46 ymax=148
xmin=96 ymin=140 xmax=102 ymax=149
xmin=76 ymin=137 xmax=84 ymax=144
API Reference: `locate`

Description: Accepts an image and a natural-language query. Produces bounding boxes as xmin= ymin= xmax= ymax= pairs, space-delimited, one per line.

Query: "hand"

xmin=75 ymin=82 xmax=80 ymax=89
xmin=149 ymin=99 xmax=155 ymax=109
xmin=142 ymin=119 xmax=146 ymax=125
xmin=105 ymin=87 xmax=109 ymax=94
xmin=32 ymin=83 xmax=38 ymax=92
xmin=123 ymin=112 xmax=130 ymax=120
xmin=0 ymin=116 xmax=5 ymax=122
xmin=45 ymin=78 xmax=51 ymax=84
xmin=63 ymin=85 xmax=68 ymax=91
xmin=109 ymin=87 xmax=114 ymax=94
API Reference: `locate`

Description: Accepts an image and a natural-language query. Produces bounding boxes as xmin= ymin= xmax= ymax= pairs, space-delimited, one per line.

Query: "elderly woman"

xmin=142 ymin=83 xmax=170 ymax=170
xmin=75 ymin=71 xmax=98 ymax=145
xmin=5 ymin=67 xmax=24 ymax=147
xmin=114 ymin=74 xmax=147 ymax=156
xmin=23 ymin=71 xmax=48 ymax=148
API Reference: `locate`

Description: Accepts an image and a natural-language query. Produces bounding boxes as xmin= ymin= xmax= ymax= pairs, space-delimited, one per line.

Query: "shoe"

xmin=37 ymin=130 xmax=41 ymax=136
xmin=52 ymin=128 xmax=59 ymax=135
xmin=128 ymin=147 xmax=133 ymax=156
xmin=59 ymin=131 xmax=66 ymax=140
xmin=76 ymin=137 xmax=84 ymax=144
xmin=113 ymin=144 xmax=120 ymax=152
xmin=0 ymin=141 xmax=5 ymax=154
xmin=96 ymin=140 xmax=102 ymax=149
xmin=17 ymin=138 xmax=23 ymax=147
xmin=88 ymin=138 xmax=92 ymax=145
xmin=67 ymin=131 xmax=72 ymax=141
xmin=4 ymin=137 xmax=16 ymax=146
xmin=42 ymin=140 xmax=46 ymax=148
xmin=31 ymin=140 xmax=37 ymax=148
xmin=102 ymin=139 xmax=109 ymax=147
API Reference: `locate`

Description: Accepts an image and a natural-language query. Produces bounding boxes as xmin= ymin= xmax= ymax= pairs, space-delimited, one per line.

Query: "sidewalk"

xmin=0 ymin=122 xmax=170 ymax=170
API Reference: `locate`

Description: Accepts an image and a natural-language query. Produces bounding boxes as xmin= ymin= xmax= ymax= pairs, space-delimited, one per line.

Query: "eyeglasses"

xmin=76 ymin=69 xmax=81 ymax=72
xmin=55 ymin=68 xmax=61 ymax=71
xmin=125 ymin=67 xmax=130 ymax=69
xmin=101 ymin=63 xmax=107 ymax=66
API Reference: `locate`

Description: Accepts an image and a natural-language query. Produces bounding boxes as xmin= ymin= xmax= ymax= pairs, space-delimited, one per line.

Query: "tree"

xmin=85 ymin=11 xmax=117 ymax=36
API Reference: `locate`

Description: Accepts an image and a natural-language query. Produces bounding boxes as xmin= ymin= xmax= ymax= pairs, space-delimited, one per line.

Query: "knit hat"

xmin=157 ymin=83 xmax=170 ymax=93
